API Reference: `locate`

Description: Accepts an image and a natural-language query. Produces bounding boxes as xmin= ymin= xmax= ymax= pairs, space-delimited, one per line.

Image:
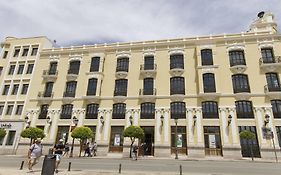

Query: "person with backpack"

xmin=28 ymin=138 xmax=43 ymax=172
xmin=132 ymin=144 xmax=138 ymax=160
xmin=53 ymin=139 xmax=65 ymax=173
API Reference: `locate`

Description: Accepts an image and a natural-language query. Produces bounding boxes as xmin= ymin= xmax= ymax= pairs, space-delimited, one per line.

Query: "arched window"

xmin=170 ymin=102 xmax=186 ymax=119
xmin=235 ymin=100 xmax=254 ymax=119
xmin=170 ymin=54 xmax=184 ymax=69
xmin=170 ymin=77 xmax=185 ymax=95
xmin=232 ymin=74 xmax=250 ymax=93
xmin=203 ymin=73 xmax=216 ymax=93
xmin=85 ymin=103 xmax=99 ymax=119
xmin=112 ymin=103 xmax=126 ymax=119
xmin=202 ymin=101 xmax=218 ymax=119
xmin=201 ymin=49 xmax=213 ymax=66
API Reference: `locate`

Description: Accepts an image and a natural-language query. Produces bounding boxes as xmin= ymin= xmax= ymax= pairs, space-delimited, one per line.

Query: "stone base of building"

xmin=97 ymin=142 xmax=109 ymax=156
xmin=154 ymin=145 xmax=171 ymax=157
xmin=222 ymin=145 xmax=242 ymax=159
xmin=261 ymin=147 xmax=281 ymax=160
xmin=187 ymin=145 xmax=205 ymax=158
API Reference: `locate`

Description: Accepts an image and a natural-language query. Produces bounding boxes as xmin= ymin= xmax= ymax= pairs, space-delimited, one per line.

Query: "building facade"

xmin=1 ymin=12 xmax=281 ymax=159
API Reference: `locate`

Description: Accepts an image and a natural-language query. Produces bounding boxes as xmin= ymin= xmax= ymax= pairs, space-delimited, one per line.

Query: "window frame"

xmin=229 ymin=50 xmax=246 ymax=67
xmin=60 ymin=104 xmax=73 ymax=119
xmin=170 ymin=76 xmax=185 ymax=95
xmin=90 ymin=57 xmax=100 ymax=72
xmin=170 ymin=54 xmax=184 ymax=69
xmin=116 ymin=57 xmax=129 ymax=72
xmin=140 ymin=103 xmax=155 ymax=119
xmin=85 ymin=103 xmax=99 ymax=119
xmin=235 ymin=100 xmax=254 ymax=119
xmin=203 ymin=73 xmax=216 ymax=93
xmin=271 ymin=100 xmax=281 ymax=118
xmin=112 ymin=103 xmax=126 ymax=119
xmin=201 ymin=49 xmax=213 ymax=66
xmin=26 ymin=64 xmax=34 ymax=74
xmin=170 ymin=102 xmax=186 ymax=119
xmin=202 ymin=101 xmax=219 ymax=119
xmin=114 ymin=79 xmax=128 ymax=96
xmin=232 ymin=74 xmax=250 ymax=93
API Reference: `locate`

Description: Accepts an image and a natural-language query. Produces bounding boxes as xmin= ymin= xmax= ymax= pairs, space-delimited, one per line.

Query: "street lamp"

xmin=227 ymin=115 xmax=232 ymax=126
xmin=46 ymin=116 xmax=52 ymax=124
xmin=100 ymin=115 xmax=105 ymax=126
xmin=129 ymin=115 xmax=133 ymax=126
xmin=69 ymin=116 xmax=79 ymax=158
xmin=174 ymin=117 xmax=178 ymax=160
xmin=193 ymin=115 xmax=197 ymax=126
xmin=160 ymin=115 xmax=164 ymax=128
xmin=264 ymin=114 xmax=270 ymax=126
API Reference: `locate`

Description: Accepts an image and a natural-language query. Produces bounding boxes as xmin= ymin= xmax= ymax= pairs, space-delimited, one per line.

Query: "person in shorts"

xmin=53 ymin=139 xmax=65 ymax=173
xmin=28 ymin=138 xmax=43 ymax=171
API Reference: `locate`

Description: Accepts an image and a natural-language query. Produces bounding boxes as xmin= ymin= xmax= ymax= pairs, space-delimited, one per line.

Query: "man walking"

xmin=28 ymin=138 xmax=43 ymax=172
xmin=53 ymin=139 xmax=65 ymax=173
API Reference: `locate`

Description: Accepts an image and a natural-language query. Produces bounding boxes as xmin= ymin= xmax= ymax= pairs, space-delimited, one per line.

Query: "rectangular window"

xmin=3 ymin=51 xmax=8 ymax=59
xmin=0 ymin=67 xmax=3 ymax=76
xmin=202 ymin=101 xmax=219 ymax=119
xmin=11 ymin=84 xmax=19 ymax=95
xmin=44 ymin=82 xmax=53 ymax=97
xmin=64 ymin=81 xmax=77 ymax=97
xmin=171 ymin=126 xmax=187 ymax=148
xmin=48 ymin=62 xmax=58 ymax=75
xmin=170 ymin=77 xmax=185 ymax=95
xmin=39 ymin=104 xmax=49 ymax=119
xmin=229 ymin=50 xmax=246 ymax=66
xmin=203 ymin=73 xmax=216 ymax=93
xmin=201 ymin=49 xmax=213 ymax=66
xmin=85 ymin=103 xmax=99 ymax=119
xmin=5 ymin=131 xmax=16 ymax=146
xmin=112 ymin=103 xmax=126 ymax=119
xmin=261 ymin=48 xmax=274 ymax=63
xmin=235 ymin=101 xmax=254 ymax=119
xmin=239 ymin=126 xmax=261 ymax=157
xmin=170 ymin=102 xmax=186 ymax=119
xmin=26 ymin=64 xmax=34 ymax=74
xmin=116 ymin=57 xmax=129 ymax=72
xmin=15 ymin=105 xmax=23 ymax=115
xmin=68 ymin=61 xmax=80 ymax=74
xmin=90 ymin=57 xmax=100 ymax=72
xmin=22 ymin=47 xmax=29 ymax=56
xmin=13 ymin=48 xmax=20 ymax=57
xmin=140 ymin=103 xmax=155 ymax=119
xmin=271 ymin=100 xmax=281 ymax=118
xmin=2 ymin=85 xmax=10 ymax=95
xmin=170 ymin=54 xmax=184 ymax=69
xmin=144 ymin=56 xmax=155 ymax=70
xmin=0 ymin=105 xmax=4 ymax=115
xmin=31 ymin=46 xmax=38 ymax=56
xmin=6 ymin=105 xmax=13 ymax=115
xmin=87 ymin=78 xmax=97 ymax=96
xmin=114 ymin=79 xmax=128 ymax=96
xmin=60 ymin=104 xmax=73 ymax=119
xmin=21 ymin=84 xmax=29 ymax=94
xmin=17 ymin=65 xmax=24 ymax=74
xmin=232 ymin=74 xmax=250 ymax=93
xmin=276 ymin=126 xmax=281 ymax=147
xmin=143 ymin=78 xmax=154 ymax=95
xmin=8 ymin=65 xmax=15 ymax=75
xmin=266 ymin=73 xmax=281 ymax=92
xmin=109 ymin=126 xmax=124 ymax=152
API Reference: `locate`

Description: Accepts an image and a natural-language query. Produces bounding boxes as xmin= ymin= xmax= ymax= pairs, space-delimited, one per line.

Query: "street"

xmin=0 ymin=156 xmax=280 ymax=175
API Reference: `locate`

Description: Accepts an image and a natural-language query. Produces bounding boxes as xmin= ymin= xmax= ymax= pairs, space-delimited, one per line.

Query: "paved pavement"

xmin=0 ymin=155 xmax=280 ymax=175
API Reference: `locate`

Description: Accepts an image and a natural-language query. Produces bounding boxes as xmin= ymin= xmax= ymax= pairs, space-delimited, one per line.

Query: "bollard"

xmin=118 ymin=163 xmax=122 ymax=174
xmin=68 ymin=162 xmax=72 ymax=171
xmin=19 ymin=161 xmax=24 ymax=170
xmin=179 ymin=165 xmax=182 ymax=175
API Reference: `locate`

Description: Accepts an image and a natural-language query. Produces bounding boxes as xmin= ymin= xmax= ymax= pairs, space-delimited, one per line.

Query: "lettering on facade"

xmin=0 ymin=123 xmax=12 ymax=129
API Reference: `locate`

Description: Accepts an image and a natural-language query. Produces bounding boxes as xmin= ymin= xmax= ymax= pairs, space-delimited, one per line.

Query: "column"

xmin=96 ymin=110 xmax=103 ymax=141
xmin=30 ymin=110 xmax=39 ymax=127
xmin=219 ymin=108 xmax=229 ymax=145
xmin=155 ymin=109 xmax=162 ymax=142
xmin=229 ymin=107 xmax=239 ymax=145
xmin=196 ymin=108 xmax=203 ymax=145
xmin=126 ymin=110 xmax=133 ymax=127
xmin=255 ymin=107 xmax=267 ymax=145
xmin=103 ymin=109 xmax=111 ymax=141
xmin=77 ymin=109 xmax=85 ymax=127
xmin=163 ymin=109 xmax=169 ymax=143
xmin=187 ymin=108 xmax=194 ymax=145
xmin=49 ymin=110 xmax=60 ymax=142
xmin=133 ymin=109 xmax=139 ymax=126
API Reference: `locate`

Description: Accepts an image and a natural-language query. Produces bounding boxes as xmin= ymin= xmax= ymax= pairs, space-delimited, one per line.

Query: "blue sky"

xmin=0 ymin=0 xmax=280 ymax=46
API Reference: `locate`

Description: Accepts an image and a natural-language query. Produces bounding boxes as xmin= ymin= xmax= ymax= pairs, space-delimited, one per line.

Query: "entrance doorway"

xmin=204 ymin=126 xmax=223 ymax=156
xmin=139 ymin=126 xmax=154 ymax=156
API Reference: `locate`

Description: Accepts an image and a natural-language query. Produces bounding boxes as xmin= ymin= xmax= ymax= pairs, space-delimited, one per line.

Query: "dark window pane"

xmin=202 ymin=101 xmax=219 ymax=119
xmin=140 ymin=103 xmax=155 ymax=119
xmin=5 ymin=131 xmax=16 ymax=145
xmin=114 ymin=79 xmax=127 ymax=96
xmin=116 ymin=57 xmax=129 ymax=72
xmin=87 ymin=78 xmax=97 ymax=95
xmin=170 ymin=102 xmax=186 ymax=119
xmin=170 ymin=54 xmax=184 ymax=69
xmin=144 ymin=56 xmax=154 ymax=70
xmin=271 ymin=100 xmax=281 ymax=118
xmin=68 ymin=61 xmax=80 ymax=74
xmin=235 ymin=101 xmax=254 ymax=119
xmin=86 ymin=103 xmax=99 ymax=119
xmin=201 ymin=49 xmax=213 ymax=66
xmin=49 ymin=62 xmax=58 ymax=75
xmin=90 ymin=57 xmax=100 ymax=72
xmin=64 ymin=81 xmax=77 ymax=97
xmin=261 ymin=48 xmax=274 ymax=63
xmin=112 ymin=103 xmax=126 ymax=119
xmin=266 ymin=73 xmax=281 ymax=91
xmin=170 ymin=77 xmax=185 ymax=95
xmin=39 ymin=104 xmax=49 ymax=119
xmin=8 ymin=65 xmax=15 ymax=75
xmin=229 ymin=50 xmax=246 ymax=66
xmin=143 ymin=78 xmax=154 ymax=95
xmin=60 ymin=104 xmax=73 ymax=119
xmin=26 ymin=64 xmax=34 ymax=74
xmin=232 ymin=74 xmax=250 ymax=93
xmin=203 ymin=73 xmax=216 ymax=92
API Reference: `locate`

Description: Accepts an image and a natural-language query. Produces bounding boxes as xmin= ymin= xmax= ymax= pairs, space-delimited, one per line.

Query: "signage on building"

xmin=176 ymin=134 xmax=183 ymax=148
xmin=114 ymin=134 xmax=121 ymax=146
xmin=209 ymin=135 xmax=216 ymax=148
xmin=0 ymin=123 xmax=12 ymax=129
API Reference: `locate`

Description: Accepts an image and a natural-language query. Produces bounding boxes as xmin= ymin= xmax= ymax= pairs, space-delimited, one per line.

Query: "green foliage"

xmin=71 ymin=126 xmax=94 ymax=140
xmin=240 ymin=130 xmax=256 ymax=140
xmin=123 ymin=126 xmax=144 ymax=142
xmin=21 ymin=127 xmax=45 ymax=139
xmin=0 ymin=128 xmax=6 ymax=139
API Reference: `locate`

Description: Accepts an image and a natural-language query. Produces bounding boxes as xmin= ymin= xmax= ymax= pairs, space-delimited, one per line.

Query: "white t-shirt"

xmin=30 ymin=143 xmax=42 ymax=158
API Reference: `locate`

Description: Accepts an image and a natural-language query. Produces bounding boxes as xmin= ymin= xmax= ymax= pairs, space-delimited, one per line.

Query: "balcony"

xmin=259 ymin=56 xmax=281 ymax=72
xmin=62 ymin=92 xmax=75 ymax=103
xmin=82 ymin=92 xmax=100 ymax=103
xmin=139 ymin=88 xmax=157 ymax=102
xmin=66 ymin=69 xmax=79 ymax=81
xmin=37 ymin=91 xmax=54 ymax=104
xmin=264 ymin=85 xmax=281 ymax=99
xmin=113 ymin=90 xmax=127 ymax=103
xmin=115 ymin=68 xmax=128 ymax=79
xmin=169 ymin=65 xmax=184 ymax=77
xmin=198 ymin=92 xmax=221 ymax=101
xmin=229 ymin=65 xmax=247 ymax=74
xmin=140 ymin=64 xmax=157 ymax=78
xmin=170 ymin=90 xmax=185 ymax=102
xmin=42 ymin=70 xmax=58 ymax=82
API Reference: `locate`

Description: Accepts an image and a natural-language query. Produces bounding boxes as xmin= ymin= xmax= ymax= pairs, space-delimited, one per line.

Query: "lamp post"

xmin=69 ymin=116 xmax=79 ymax=158
xmin=174 ymin=117 xmax=178 ymax=159
xmin=264 ymin=114 xmax=270 ymax=126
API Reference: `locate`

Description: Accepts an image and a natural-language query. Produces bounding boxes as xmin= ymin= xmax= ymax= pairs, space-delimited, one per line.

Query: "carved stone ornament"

xmin=170 ymin=94 xmax=185 ymax=102
xmin=198 ymin=93 xmax=221 ymax=101
xmin=69 ymin=54 xmax=83 ymax=62
xmin=230 ymin=65 xmax=248 ymax=74
xmin=140 ymin=70 xmax=157 ymax=78
xmin=168 ymin=48 xmax=184 ymax=55
xmin=115 ymin=71 xmax=128 ymax=79
xmin=113 ymin=96 xmax=127 ymax=103
xmin=116 ymin=51 xmax=131 ymax=59
xmin=169 ymin=69 xmax=184 ymax=77
xmin=82 ymin=96 xmax=101 ymax=104
xmin=139 ymin=95 xmax=156 ymax=103
xmin=226 ymin=43 xmax=245 ymax=52
xmin=234 ymin=92 xmax=251 ymax=101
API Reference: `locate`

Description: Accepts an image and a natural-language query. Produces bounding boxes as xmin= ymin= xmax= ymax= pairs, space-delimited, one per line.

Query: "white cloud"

xmin=0 ymin=0 xmax=280 ymax=46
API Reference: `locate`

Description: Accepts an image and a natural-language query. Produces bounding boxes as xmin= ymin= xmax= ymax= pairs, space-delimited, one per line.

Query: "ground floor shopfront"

xmin=12 ymin=106 xmax=281 ymax=160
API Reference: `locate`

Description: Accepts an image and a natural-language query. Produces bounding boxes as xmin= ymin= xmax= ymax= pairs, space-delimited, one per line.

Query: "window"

xmin=90 ymin=57 xmax=100 ymax=72
xmin=26 ymin=64 xmax=34 ymax=74
xmin=144 ymin=56 xmax=155 ymax=70
xmin=170 ymin=54 xmax=184 ymax=69
xmin=64 ymin=81 xmax=77 ymax=97
xmin=140 ymin=103 xmax=155 ymax=119
xmin=143 ymin=78 xmax=154 ymax=95
xmin=271 ymin=100 xmax=281 ymax=118
xmin=15 ymin=105 xmax=23 ymax=115
xmin=235 ymin=101 xmax=254 ymax=119
xmin=276 ymin=126 xmax=281 ymax=147
xmin=112 ymin=103 xmax=126 ymax=119
xmin=201 ymin=49 xmax=213 ymax=66
xmin=0 ymin=105 xmax=4 ymax=115
xmin=109 ymin=126 xmax=124 ymax=150
xmin=2 ymin=85 xmax=10 ymax=95
xmin=17 ymin=65 xmax=24 ymax=74
xmin=116 ymin=57 xmax=129 ymax=72
xmin=229 ymin=50 xmax=246 ymax=66
xmin=11 ymin=84 xmax=19 ymax=95
xmin=60 ymin=104 xmax=73 ymax=119
xmin=239 ymin=126 xmax=261 ymax=158
xmin=3 ymin=51 xmax=8 ymax=59
xmin=31 ymin=47 xmax=38 ymax=56
xmin=8 ymin=65 xmax=15 ymax=75
xmin=232 ymin=74 xmax=250 ymax=93
xmin=171 ymin=126 xmax=187 ymax=148
xmin=0 ymin=66 xmax=3 ymax=76
xmin=21 ymin=84 xmax=29 ymax=94
xmin=261 ymin=48 xmax=274 ymax=63
xmin=170 ymin=102 xmax=186 ymax=119
xmin=5 ymin=131 xmax=16 ymax=146
xmin=44 ymin=82 xmax=53 ymax=97
xmin=266 ymin=73 xmax=281 ymax=91
xmin=202 ymin=101 xmax=219 ymax=119
xmin=170 ymin=77 xmax=185 ymax=95
xmin=49 ymin=62 xmax=58 ymax=75
xmin=114 ymin=79 xmax=128 ymax=96
xmin=22 ymin=47 xmax=29 ymax=56
xmin=203 ymin=73 xmax=216 ymax=93
xmin=85 ymin=103 xmax=99 ymax=119
xmin=68 ymin=60 xmax=80 ymax=74
xmin=39 ymin=104 xmax=49 ymax=119
xmin=13 ymin=48 xmax=20 ymax=57
xmin=6 ymin=105 xmax=13 ymax=115
xmin=87 ymin=78 xmax=97 ymax=96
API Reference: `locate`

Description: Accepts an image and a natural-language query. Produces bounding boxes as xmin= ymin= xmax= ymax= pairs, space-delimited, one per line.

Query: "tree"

xmin=21 ymin=127 xmax=45 ymax=145
xmin=0 ymin=128 xmax=6 ymax=139
xmin=239 ymin=130 xmax=256 ymax=161
xmin=71 ymin=126 xmax=94 ymax=157
xmin=123 ymin=126 xmax=144 ymax=158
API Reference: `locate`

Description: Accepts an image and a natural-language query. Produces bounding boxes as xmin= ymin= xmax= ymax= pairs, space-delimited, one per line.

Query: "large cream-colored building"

xmin=1 ymin=12 xmax=281 ymax=159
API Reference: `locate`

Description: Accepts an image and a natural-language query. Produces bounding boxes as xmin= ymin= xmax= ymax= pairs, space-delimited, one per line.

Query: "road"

xmin=0 ymin=156 xmax=280 ymax=175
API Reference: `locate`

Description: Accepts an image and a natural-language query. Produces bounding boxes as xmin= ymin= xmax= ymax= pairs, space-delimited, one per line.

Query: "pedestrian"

xmin=84 ymin=142 xmax=91 ymax=157
xmin=63 ymin=143 xmax=69 ymax=157
xmin=27 ymin=138 xmax=43 ymax=172
xmin=53 ymin=139 xmax=65 ymax=173
xmin=92 ymin=141 xmax=98 ymax=156
xmin=132 ymin=144 xmax=138 ymax=160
